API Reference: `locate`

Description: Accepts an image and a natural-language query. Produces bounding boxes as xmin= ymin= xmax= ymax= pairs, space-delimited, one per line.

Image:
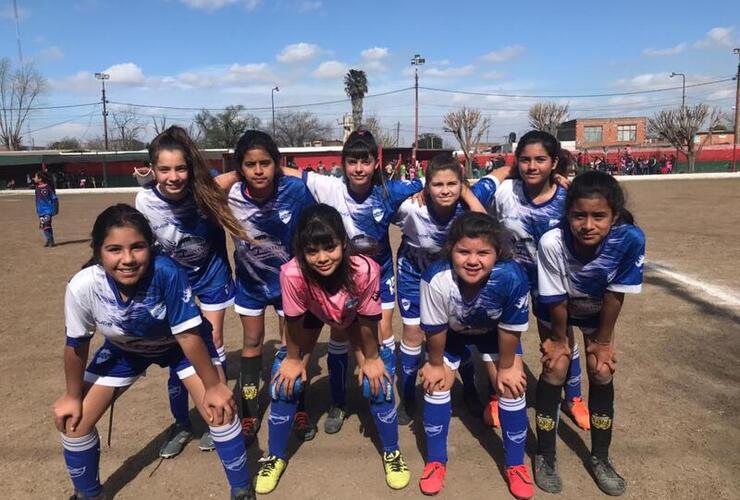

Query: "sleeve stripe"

xmin=171 ymin=316 xmax=202 ymax=335
xmin=538 ymin=294 xmax=568 ymax=304
xmin=499 ymin=322 xmax=529 ymax=332
xmin=607 ymin=284 xmax=642 ymax=293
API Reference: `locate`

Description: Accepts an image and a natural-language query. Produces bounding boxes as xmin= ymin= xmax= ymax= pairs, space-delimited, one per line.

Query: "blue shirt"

xmin=35 ymin=183 xmax=57 ymax=216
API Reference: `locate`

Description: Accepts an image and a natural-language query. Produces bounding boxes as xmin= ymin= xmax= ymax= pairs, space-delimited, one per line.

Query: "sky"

xmin=1 ymin=0 xmax=738 ymax=147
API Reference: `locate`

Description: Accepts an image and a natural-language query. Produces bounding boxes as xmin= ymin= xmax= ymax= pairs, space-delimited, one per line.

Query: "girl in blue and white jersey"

xmin=53 ymin=204 xmax=253 ymax=500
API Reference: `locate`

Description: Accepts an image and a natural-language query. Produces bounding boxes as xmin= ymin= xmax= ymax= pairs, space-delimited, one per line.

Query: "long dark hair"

xmin=445 ymin=211 xmax=513 ymax=260
xmin=84 ymin=204 xmax=154 ymax=268
xmin=342 ymin=129 xmax=387 ymax=195
xmin=514 ymin=130 xmax=570 ymax=179
xmin=293 ymin=204 xmax=356 ymax=295
xmin=565 ymin=171 xmax=635 ymax=225
xmin=233 ymin=129 xmax=282 ymax=178
xmin=149 ymin=126 xmax=248 ymax=240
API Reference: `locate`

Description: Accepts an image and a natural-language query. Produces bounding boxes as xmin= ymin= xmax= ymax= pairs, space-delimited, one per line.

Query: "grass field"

xmin=0 ymin=177 xmax=738 ymax=499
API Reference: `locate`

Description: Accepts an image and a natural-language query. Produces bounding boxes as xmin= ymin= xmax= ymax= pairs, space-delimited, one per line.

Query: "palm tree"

xmin=344 ymin=69 xmax=368 ymax=130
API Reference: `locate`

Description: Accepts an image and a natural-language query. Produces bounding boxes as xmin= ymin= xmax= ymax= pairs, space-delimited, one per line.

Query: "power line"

xmin=0 ymin=102 xmax=99 ymax=112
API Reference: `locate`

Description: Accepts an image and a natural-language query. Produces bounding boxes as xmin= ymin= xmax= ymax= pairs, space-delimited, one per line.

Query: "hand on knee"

xmin=587 ymin=364 xmax=613 ymax=385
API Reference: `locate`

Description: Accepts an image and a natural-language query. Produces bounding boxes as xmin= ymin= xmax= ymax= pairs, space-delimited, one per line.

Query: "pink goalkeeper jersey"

xmin=280 ymin=255 xmax=382 ymax=329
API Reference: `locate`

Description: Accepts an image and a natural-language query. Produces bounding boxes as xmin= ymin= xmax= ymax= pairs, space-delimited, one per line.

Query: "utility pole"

xmin=271 ymin=86 xmax=279 ymax=136
xmin=411 ymin=54 xmax=425 ymax=165
xmin=732 ymin=48 xmax=739 ymax=173
xmin=94 ymin=72 xmax=110 ymax=187
xmin=670 ymin=71 xmax=686 ymax=171
xmin=396 ymin=121 xmax=400 ymax=146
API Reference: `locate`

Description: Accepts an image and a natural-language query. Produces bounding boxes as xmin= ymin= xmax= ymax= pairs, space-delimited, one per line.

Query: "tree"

xmin=0 ymin=58 xmax=46 ymax=150
xmin=364 ymin=115 xmax=398 ymax=147
xmin=273 ymin=111 xmax=332 ymax=147
xmin=49 ymin=137 xmax=82 ymax=150
xmin=194 ymin=105 xmax=260 ymax=148
xmin=152 ymin=115 xmax=168 ymax=135
xmin=111 ymin=107 xmax=146 ymax=150
xmin=417 ymin=133 xmax=443 ymax=149
xmin=344 ymin=69 xmax=368 ymax=130
xmin=528 ymin=102 xmax=569 ymax=136
xmin=648 ymin=104 xmax=722 ymax=173
xmin=443 ymin=107 xmax=490 ymax=177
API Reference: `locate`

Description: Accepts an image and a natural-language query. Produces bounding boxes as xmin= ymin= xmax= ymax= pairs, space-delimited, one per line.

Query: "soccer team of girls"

xmin=54 ymin=126 xmax=644 ymax=499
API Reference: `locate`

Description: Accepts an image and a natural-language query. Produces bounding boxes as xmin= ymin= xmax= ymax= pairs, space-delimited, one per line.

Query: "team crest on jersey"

xmin=591 ymin=413 xmax=612 ymax=430
xmin=401 ymin=298 xmax=411 ymax=311
xmin=536 ymin=414 xmax=556 ymax=432
xmin=278 ymin=209 xmax=292 ymax=224
xmin=506 ymin=429 xmax=527 ymax=444
xmin=96 ymin=348 xmax=112 ymax=364
xmin=372 ymin=207 xmax=384 ymax=222
xmin=222 ymin=452 xmax=247 ymax=471
xmin=241 ymin=383 xmax=258 ymax=400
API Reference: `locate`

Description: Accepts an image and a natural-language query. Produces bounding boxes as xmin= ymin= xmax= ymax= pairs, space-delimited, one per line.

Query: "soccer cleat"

xmin=241 ymin=416 xmax=260 ymax=442
xmin=198 ymin=430 xmax=215 ymax=451
xmin=231 ymin=485 xmax=256 ymax=500
xmin=383 ymin=450 xmax=411 ymax=490
xmin=483 ymin=396 xmax=500 ymax=428
xmin=588 ymin=456 xmax=626 ymax=496
xmin=462 ymin=389 xmax=484 ymax=418
xmin=293 ymin=411 xmax=317 ymax=442
xmin=506 ymin=464 xmax=535 ymax=499
xmin=159 ymin=423 xmax=193 ymax=458
xmin=534 ymin=454 xmax=562 ymax=493
xmin=324 ymin=405 xmax=346 ymax=435
xmin=419 ymin=461 xmax=446 ymax=496
xmin=396 ymin=398 xmax=416 ymax=426
xmin=69 ymin=491 xmax=105 ymax=500
xmin=563 ymin=396 xmax=591 ymax=430
xmin=254 ymin=456 xmax=287 ymax=494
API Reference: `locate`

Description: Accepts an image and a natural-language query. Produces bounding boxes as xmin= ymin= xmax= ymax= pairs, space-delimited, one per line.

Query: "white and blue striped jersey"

xmin=393 ymin=177 xmax=498 ymax=270
xmin=420 ymin=259 xmax=530 ymax=335
xmin=494 ymin=178 xmax=567 ymax=294
xmin=64 ymin=255 xmax=203 ymax=355
xmin=228 ymin=175 xmax=315 ymax=302
xmin=135 ymin=186 xmax=231 ymax=294
xmin=537 ymin=223 xmax=645 ymax=328
xmin=303 ymin=171 xmax=423 ymax=281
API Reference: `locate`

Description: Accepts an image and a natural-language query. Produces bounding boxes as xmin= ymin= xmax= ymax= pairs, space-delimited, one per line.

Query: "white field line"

xmin=616 ymin=172 xmax=740 ymax=182
xmin=0 ymin=187 xmax=142 ymax=196
xmin=646 ymin=262 xmax=740 ymax=308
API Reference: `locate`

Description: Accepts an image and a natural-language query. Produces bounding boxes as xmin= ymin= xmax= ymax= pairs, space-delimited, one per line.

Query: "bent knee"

xmin=587 ymin=365 xmax=613 ymax=384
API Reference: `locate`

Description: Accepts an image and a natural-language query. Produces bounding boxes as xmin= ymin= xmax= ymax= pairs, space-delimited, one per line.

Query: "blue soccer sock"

xmin=327 ymin=340 xmax=348 ymax=408
xmin=210 ymin=417 xmax=250 ymax=493
xmin=61 ymin=430 xmax=102 ymax=497
xmin=370 ymin=398 xmax=400 ymax=453
xmin=167 ymin=368 xmax=191 ymax=427
xmin=499 ymin=395 xmax=528 ymax=467
xmin=44 ymin=227 xmax=54 ymax=242
xmin=267 ymin=398 xmax=298 ymax=460
xmin=423 ymin=391 xmax=451 ymax=464
xmin=564 ymin=343 xmax=583 ymax=401
xmin=398 ymin=341 xmax=422 ymax=403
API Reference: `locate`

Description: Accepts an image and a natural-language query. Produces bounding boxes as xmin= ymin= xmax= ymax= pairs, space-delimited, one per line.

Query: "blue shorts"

xmin=234 ymin=278 xmax=283 ymax=317
xmin=396 ymin=255 xmax=421 ymax=324
xmin=195 ymin=277 xmax=235 ymax=311
xmin=84 ymin=335 xmax=220 ymax=388
xmin=379 ymin=265 xmax=396 ymax=311
xmin=441 ymin=330 xmax=523 ymax=370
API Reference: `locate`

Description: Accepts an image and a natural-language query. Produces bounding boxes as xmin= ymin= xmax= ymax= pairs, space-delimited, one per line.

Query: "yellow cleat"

xmin=254 ymin=455 xmax=287 ymax=494
xmin=383 ymin=450 xmax=411 ymax=490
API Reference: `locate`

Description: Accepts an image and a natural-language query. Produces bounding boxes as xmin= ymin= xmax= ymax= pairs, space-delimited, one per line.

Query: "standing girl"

xmin=136 ymin=126 xmax=243 ymax=457
xmin=255 ymin=204 xmax=410 ymax=494
xmin=34 ymin=170 xmax=59 ymax=247
xmin=392 ymin=153 xmax=499 ymax=423
xmin=418 ymin=212 xmax=533 ymax=499
xmin=216 ymin=130 xmax=316 ymax=441
xmin=534 ymin=171 xmax=644 ymax=496
xmin=53 ymin=204 xmax=253 ymax=500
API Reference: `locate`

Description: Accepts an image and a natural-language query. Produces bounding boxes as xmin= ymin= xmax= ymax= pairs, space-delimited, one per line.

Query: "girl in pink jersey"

xmin=254 ymin=204 xmax=410 ymax=494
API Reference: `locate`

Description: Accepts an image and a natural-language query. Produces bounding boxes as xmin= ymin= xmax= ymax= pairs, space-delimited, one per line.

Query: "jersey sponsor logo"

xmin=173 ymin=235 xmax=209 ymax=269
xmin=635 ymin=255 xmax=645 ymax=268
xmin=222 ymin=452 xmax=247 ymax=471
xmin=591 ymin=413 xmax=612 ymax=430
xmin=377 ymin=407 xmax=397 ymax=424
xmin=278 ymin=209 xmax=292 ymax=224
xmin=182 ymin=287 xmax=193 ymax=304
xmin=536 ymin=414 xmax=556 ymax=432
xmin=401 ymin=298 xmax=411 ymax=311
xmin=268 ymin=412 xmax=291 ymax=426
xmin=372 ymin=207 xmax=384 ymax=222
xmin=67 ymin=466 xmax=87 ymax=478
xmin=96 ymin=348 xmax=112 ymax=364
xmin=424 ymin=424 xmax=444 ymax=437
xmin=506 ymin=429 xmax=527 ymax=444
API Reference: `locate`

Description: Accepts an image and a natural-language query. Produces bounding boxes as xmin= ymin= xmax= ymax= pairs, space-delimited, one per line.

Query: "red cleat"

xmin=419 ymin=461 xmax=446 ymax=496
xmin=507 ymin=464 xmax=535 ymax=499
xmin=565 ymin=396 xmax=591 ymax=430
xmin=483 ymin=396 xmax=500 ymax=428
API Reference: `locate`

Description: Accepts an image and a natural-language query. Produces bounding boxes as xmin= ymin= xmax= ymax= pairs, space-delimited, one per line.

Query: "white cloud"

xmin=226 ymin=63 xmax=277 ymax=82
xmin=424 ymin=65 xmax=475 ymax=78
xmin=707 ymin=88 xmax=734 ymax=100
xmin=34 ymin=46 xmax=64 ymax=63
xmin=277 ymin=42 xmax=321 ymax=63
xmin=0 ymin=5 xmax=30 ymax=20
xmin=105 ymin=62 xmax=146 ymax=85
xmin=642 ymin=42 xmax=687 ymax=57
xmin=695 ymin=26 xmax=736 ymax=48
xmin=361 ymin=60 xmax=388 ymax=73
xmin=312 ymin=60 xmax=348 ymax=79
xmin=614 ymin=72 xmax=672 ymax=90
xmin=483 ymin=70 xmax=507 ymax=80
xmin=179 ymin=0 xmax=260 ymax=11
xmin=481 ymin=44 xmax=526 ymax=62
xmin=299 ymin=1 xmax=322 ymax=12
xmin=361 ymin=47 xmax=389 ymax=60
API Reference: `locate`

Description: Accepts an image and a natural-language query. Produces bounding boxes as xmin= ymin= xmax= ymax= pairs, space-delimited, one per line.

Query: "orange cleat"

xmin=419 ymin=461 xmax=446 ymax=496
xmin=506 ymin=464 xmax=535 ymax=499
xmin=483 ymin=396 xmax=500 ymax=428
xmin=564 ymin=396 xmax=590 ymax=430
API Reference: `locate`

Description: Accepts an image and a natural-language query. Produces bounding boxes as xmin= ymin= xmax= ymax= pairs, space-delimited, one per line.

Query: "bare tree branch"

xmin=273 ymin=111 xmax=333 ymax=147
xmin=0 ymin=58 xmax=46 ymax=150
xmin=647 ymin=104 xmax=721 ymax=172
xmin=111 ymin=106 xmax=145 ymax=150
xmin=528 ymin=102 xmax=569 ymax=135
xmin=364 ymin=115 xmax=398 ymax=147
xmin=443 ymin=106 xmax=490 ymax=177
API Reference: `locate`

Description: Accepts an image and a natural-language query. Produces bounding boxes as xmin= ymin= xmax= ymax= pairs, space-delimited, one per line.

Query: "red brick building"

xmin=558 ymin=117 xmax=647 ymax=149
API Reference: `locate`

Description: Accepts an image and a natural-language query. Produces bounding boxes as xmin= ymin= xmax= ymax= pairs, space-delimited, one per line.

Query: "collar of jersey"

xmin=519 ymin=180 xmax=563 ymax=209
xmin=240 ymin=180 xmax=277 ymax=206
xmin=103 ymin=261 xmax=154 ymax=307
xmin=344 ymin=178 xmax=374 ymax=203
xmin=152 ymin=184 xmax=191 ymax=205
xmin=563 ymin=223 xmax=610 ymax=265
xmin=426 ymin=194 xmax=459 ymax=226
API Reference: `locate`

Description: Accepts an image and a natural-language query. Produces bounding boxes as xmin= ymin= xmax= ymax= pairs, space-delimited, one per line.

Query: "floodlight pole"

xmin=411 ymin=54 xmax=425 ymax=166
xmin=95 ymin=72 xmax=110 ymax=150
xmin=271 ymin=86 xmax=279 ymax=137
xmin=732 ymin=49 xmax=739 ymax=173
